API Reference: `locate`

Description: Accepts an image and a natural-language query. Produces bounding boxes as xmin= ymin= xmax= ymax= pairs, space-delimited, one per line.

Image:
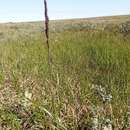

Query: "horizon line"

xmin=0 ymin=13 xmax=130 ymax=24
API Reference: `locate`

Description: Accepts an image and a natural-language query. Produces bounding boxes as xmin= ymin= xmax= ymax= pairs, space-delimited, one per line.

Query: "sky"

xmin=0 ymin=0 xmax=130 ymax=23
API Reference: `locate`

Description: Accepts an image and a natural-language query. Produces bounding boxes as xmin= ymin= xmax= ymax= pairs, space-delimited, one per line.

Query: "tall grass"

xmin=0 ymin=19 xmax=130 ymax=129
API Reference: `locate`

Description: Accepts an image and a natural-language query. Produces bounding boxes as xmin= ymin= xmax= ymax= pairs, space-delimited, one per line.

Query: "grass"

xmin=0 ymin=15 xmax=130 ymax=129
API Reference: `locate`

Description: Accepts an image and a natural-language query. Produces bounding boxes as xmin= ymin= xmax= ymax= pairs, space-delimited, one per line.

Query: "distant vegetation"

xmin=0 ymin=15 xmax=130 ymax=130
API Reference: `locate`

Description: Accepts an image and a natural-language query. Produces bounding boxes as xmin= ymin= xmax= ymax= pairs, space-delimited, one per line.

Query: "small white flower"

xmin=25 ymin=90 xmax=32 ymax=100
xmin=22 ymin=90 xmax=32 ymax=107
xmin=102 ymin=124 xmax=112 ymax=130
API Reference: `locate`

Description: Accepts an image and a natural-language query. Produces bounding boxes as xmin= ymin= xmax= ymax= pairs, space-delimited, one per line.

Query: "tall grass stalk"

xmin=44 ymin=0 xmax=51 ymax=65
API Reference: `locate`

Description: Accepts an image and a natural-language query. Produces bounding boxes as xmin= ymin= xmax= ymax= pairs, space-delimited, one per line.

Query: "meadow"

xmin=0 ymin=15 xmax=130 ymax=130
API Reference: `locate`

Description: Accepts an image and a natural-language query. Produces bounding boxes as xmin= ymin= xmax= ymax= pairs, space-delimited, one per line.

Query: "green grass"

xmin=0 ymin=15 xmax=130 ymax=129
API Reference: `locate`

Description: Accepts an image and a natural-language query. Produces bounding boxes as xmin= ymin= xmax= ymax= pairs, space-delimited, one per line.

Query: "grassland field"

xmin=0 ymin=15 xmax=130 ymax=130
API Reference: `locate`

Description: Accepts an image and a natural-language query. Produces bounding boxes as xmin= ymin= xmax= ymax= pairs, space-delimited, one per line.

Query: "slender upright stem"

xmin=44 ymin=0 xmax=50 ymax=65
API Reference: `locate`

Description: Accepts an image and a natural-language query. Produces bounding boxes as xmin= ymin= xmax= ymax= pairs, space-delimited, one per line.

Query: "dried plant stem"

xmin=44 ymin=0 xmax=51 ymax=65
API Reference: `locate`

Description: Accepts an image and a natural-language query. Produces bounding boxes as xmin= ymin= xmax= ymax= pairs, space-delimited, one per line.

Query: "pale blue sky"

xmin=0 ymin=0 xmax=130 ymax=23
